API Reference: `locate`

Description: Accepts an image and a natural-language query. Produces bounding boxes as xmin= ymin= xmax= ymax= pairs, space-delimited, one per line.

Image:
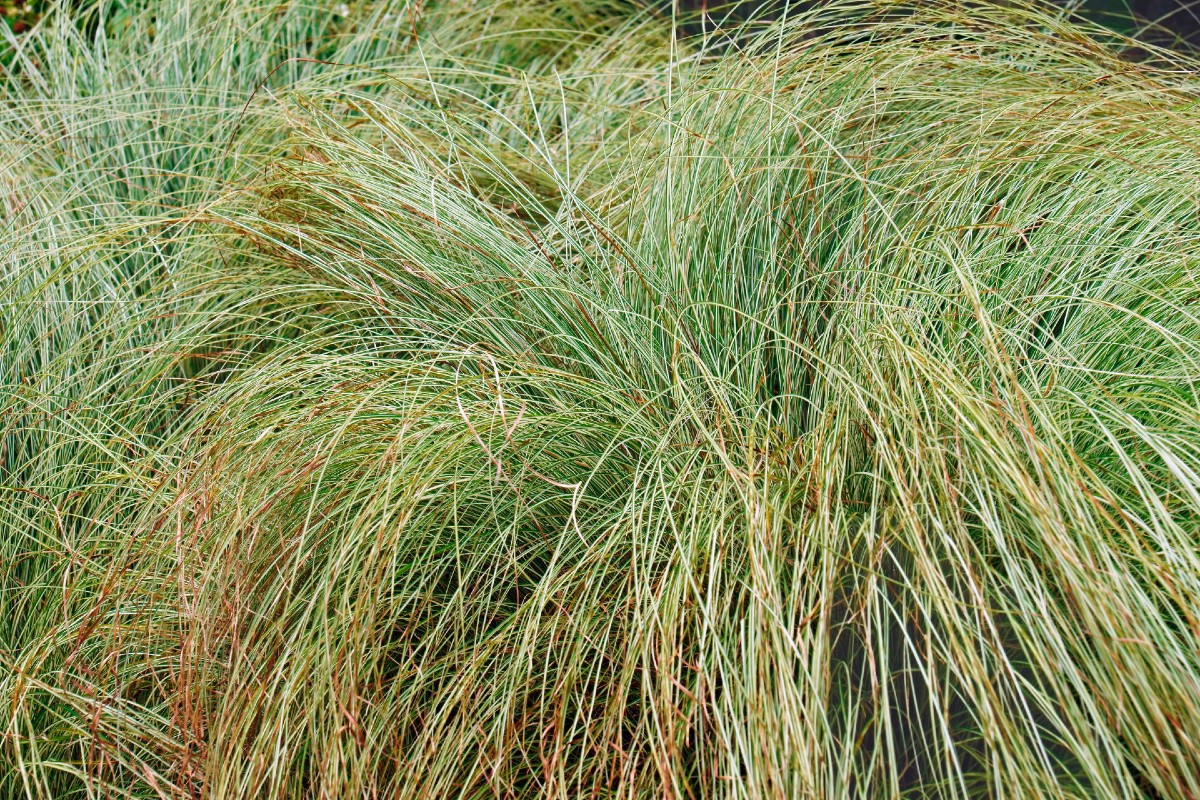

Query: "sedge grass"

xmin=3 ymin=0 xmax=1200 ymax=797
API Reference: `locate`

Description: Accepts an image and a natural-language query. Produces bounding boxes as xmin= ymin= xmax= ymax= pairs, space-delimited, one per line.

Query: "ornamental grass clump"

xmin=3 ymin=0 xmax=1200 ymax=797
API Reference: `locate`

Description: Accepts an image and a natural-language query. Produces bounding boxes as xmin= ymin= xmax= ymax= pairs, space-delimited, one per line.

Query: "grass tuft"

xmin=3 ymin=0 xmax=1200 ymax=797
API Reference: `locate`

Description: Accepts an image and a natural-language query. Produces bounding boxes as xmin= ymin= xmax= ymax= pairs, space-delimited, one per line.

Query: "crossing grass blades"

xmin=3 ymin=0 xmax=1200 ymax=796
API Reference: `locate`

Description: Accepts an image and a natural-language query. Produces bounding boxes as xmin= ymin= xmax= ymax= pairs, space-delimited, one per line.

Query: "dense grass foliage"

xmin=3 ymin=0 xmax=1200 ymax=796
